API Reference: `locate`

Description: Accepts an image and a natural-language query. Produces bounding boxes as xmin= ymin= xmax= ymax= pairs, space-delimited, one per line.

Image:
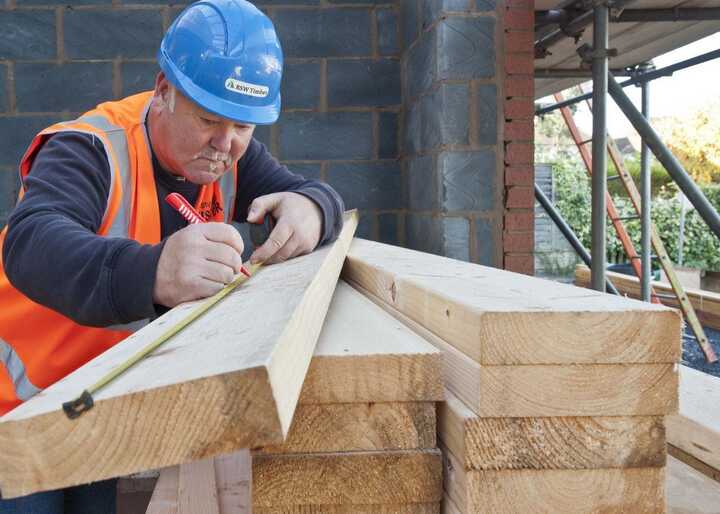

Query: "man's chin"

xmin=185 ymin=167 xmax=227 ymax=185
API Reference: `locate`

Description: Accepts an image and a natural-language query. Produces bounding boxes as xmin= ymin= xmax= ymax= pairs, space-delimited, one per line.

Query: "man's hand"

xmin=153 ymin=223 xmax=245 ymax=307
xmin=247 ymin=192 xmax=322 ymax=265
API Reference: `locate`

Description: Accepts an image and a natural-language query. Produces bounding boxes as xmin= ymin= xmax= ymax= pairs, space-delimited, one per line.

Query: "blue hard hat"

xmin=158 ymin=0 xmax=283 ymax=125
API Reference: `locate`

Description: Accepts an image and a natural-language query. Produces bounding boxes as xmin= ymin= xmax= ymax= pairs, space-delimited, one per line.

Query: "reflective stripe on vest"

xmin=219 ymin=166 xmax=236 ymax=221
xmin=0 ymin=337 xmax=41 ymax=401
xmin=63 ymin=114 xmax=133 ymax=238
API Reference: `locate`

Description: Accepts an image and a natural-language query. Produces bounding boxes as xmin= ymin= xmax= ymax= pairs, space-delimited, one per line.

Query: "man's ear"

xmin=154 ymin=72 xmax=169 ymax=100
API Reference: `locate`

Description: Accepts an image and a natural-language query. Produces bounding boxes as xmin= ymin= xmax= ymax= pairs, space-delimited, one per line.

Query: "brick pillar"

xmin=502 ymin=0 xmax=535 ymax=275
xmin=400 ymin=1 xmax=503 ymax=266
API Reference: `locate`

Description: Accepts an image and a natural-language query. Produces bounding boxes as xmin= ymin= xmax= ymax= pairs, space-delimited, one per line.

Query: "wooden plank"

xmin=668 ymin=445 xmax=720 ymax=483
xmin=667 ymin=454 xmax=720 ymax=514
xmin=439 ymin=388 xmax=665 ymax=470
xmin=350 ymin=278 xmax=678 ymax=417
xmin=477 ymin=363 xmax=677 ymax=417
xmin=253 ymin=450 xmax=442 ymax=507
xmin=146 ymin=466 xmax=179 ymax=514
xmin=0 ymin=212 xmax=358 ymax=498
xmin=148 ymin=450 xmax=253 ymax=514
xmin=442 ymin=446 xmax=666 ymax=514
xmin=298 ymin=281 xmax=443 ymax=405
xmin=255 ymin=504 xmax=439 ymax=514
xmin=178 ymin=459 xmax=219 ymax=514
xmin=348 ymin=280 xmax=479 ymax=414
xmin=667 ymin=365 xmax=720 ymax=474
xmin=343 ymin=239 xmax=681 ymax=365
xmin=256 ymin=402 xmax=436 ymax=454
xmin=215 ymin=450 xmax=252 ymax=514
xmin=576 ymin=265 xmax=720 ymax=330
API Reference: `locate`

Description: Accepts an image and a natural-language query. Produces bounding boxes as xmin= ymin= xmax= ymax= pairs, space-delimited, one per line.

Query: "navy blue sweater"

xmin=2 ymin=132 xmax=344 ymax=327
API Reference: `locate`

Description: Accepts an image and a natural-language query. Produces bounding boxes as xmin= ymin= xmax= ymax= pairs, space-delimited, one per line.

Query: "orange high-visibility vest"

xmin=0 ymin=91 xmax=238 ymax=415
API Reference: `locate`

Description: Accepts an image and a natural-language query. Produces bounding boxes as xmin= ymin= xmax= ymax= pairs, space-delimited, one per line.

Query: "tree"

xmin=655 ymin=101 xmax=720 ymax=185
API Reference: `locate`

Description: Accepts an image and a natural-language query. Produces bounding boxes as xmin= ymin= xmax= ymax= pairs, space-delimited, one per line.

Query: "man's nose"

xmin=210 ymin=123 xmax=234 ymax=154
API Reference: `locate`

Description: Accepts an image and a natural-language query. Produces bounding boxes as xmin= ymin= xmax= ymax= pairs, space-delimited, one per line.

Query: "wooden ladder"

xmin=554 ymin=90 xmax=717 ymax=363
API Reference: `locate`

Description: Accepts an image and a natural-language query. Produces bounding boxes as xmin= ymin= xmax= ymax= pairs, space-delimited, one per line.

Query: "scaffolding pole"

xmin=535 ymin=48 xmax=720 ymax=116
xmin=534 ymin=184 xmax=620 ymax=295
xmin=608 ymin=74 xmax=720 ymax=240
xmin=591 ymin=4 xmax=609 ymax=292
xmin=640 ymin=76 xmax=651 ymax=302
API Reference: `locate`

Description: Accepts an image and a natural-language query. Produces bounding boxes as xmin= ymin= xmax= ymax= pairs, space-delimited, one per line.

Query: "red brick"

xmin=504 ymin=30 xmax=534 ymax=53
xmin=505 ymin=142 xmax=534 ymax=165
xmin=503 ymin=231 xmax=534 ymax=253
xmin=505 ymin=210 xmax=534 ymax=231
xmin=505 ymin=52 xmax=534 ymax=75
xmin=505 ymin=74 xmax=534 ymax=98
xmin=504 ymin=253 xmax=534 ymax=275
xmin=505 ymin=119 xmax=533 ymax=141
xmin=504 ymin=97 xmax=534 ymax=119
xmin=504 ymin=9 xmax=533 ymax=30
xmin=505 ymin=165 xmax=533 ymax=186
xmin=505 ymin=185 xmax=533 ymax=208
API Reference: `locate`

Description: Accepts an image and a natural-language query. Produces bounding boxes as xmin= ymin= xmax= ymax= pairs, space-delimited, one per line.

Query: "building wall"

xmin=0 ymin=0 xmax=534 ymax=273
xmin=400 ymin=0 xmax=502 ymax=265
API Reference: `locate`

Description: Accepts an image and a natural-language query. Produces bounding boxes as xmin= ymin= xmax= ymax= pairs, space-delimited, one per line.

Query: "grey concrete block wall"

xmin=0 ymin=1 xmax=403 ymax=246
xmin=400 ymin=0 xmax=503 ymax=266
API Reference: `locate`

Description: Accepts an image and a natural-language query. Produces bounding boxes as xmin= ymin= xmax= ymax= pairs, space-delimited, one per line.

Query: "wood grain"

xmin=215 ymin=450 xmax=252 ymax=514
xmin=256 ymin=402 xmax=436 ymax=454
xmin=253 ymin=450 xmax=442 ymax=507
xmin=443 ymin=446 xmax=666 ymax=514
xmin=439 ymin=389 xmax=665 ymax=470
xmin=298 ymin=281 xmax=443 ymax=405
xmin=178 ymin=459 xmax=219 ymax=514
xmin=343 ymin=239 xmax=681 ymax=365
xmin=255 ymin=504 xmax=439 ymax=514
xmin=667 ymin=365 xmax=720 ymax=474
xmin=477 ymin=363 xmax=678 ymax=417
xmin=0 ymin=213 xmax=358 ymax=498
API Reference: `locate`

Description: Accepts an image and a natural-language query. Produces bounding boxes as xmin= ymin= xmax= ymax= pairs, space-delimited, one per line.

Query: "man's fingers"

xmin=199 ymin=260 xmax=236 ymax=286
xmin=247 ymin=193 xmax=282 ymax=224
xmin=266 ymin=236 xmax=300 ymax=265
xmin=204 ymin=240 xmax=245 ymax=275
xmin=197 ymin=222 xmax=245 ymax=257
xmin=250 ymin=222 xmax=292 ymax=264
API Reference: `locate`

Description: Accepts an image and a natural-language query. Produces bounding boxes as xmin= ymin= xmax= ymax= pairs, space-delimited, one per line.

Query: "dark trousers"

xmin=0 ymin=479 xmax=117 ymax=514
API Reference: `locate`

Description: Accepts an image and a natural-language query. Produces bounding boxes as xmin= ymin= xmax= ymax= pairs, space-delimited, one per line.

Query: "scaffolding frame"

xmin=534 ymin=1 xmax=720 ymax=363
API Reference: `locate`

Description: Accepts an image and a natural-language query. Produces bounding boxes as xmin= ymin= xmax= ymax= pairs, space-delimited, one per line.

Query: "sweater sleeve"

xmin=234 ymin=138 xmax=345 ymax=245
xmin=2 ymin=132 xmax=163 ymax=327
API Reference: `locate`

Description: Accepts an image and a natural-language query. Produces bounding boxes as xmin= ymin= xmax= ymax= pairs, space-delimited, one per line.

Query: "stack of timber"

xmin=0 ymin=212 xmax=358 ymax=498
xmin=343 ymin=239 xmax=682 ymax=514
xmin=575 ymin=264 xmax=720 ymax=330
xmin=146 ymin=281 xmax=445 ymax=513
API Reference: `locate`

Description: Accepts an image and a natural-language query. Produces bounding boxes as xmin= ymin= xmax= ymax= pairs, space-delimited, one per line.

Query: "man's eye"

xmin=201 ymin=117 xmax=218 ymax=125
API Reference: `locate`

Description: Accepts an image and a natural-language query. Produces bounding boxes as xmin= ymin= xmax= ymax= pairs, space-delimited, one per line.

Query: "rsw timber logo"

xmin=225 ymin=78 xmax=269 ymax=98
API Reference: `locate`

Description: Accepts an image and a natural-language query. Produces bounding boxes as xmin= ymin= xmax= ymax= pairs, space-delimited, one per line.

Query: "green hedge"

xmin=553 ymin=162 xmax=720 ymax=271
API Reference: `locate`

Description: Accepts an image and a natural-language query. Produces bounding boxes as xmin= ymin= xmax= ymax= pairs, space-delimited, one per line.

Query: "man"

xmin=0 ymin=0 xmax=343 ymax=511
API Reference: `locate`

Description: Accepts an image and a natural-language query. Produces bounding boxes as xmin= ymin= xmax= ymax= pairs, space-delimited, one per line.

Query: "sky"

xmin=551 ymin=30 xmax=720 ymax=139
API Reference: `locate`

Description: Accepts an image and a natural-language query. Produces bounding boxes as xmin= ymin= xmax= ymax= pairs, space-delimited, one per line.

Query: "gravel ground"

xmin=682 ymin=325 xmax=720 ymax=377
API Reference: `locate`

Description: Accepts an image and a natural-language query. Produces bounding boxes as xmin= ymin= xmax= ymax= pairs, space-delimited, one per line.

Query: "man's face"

xmin=151 ymin=75 xmax=255 ymax=185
